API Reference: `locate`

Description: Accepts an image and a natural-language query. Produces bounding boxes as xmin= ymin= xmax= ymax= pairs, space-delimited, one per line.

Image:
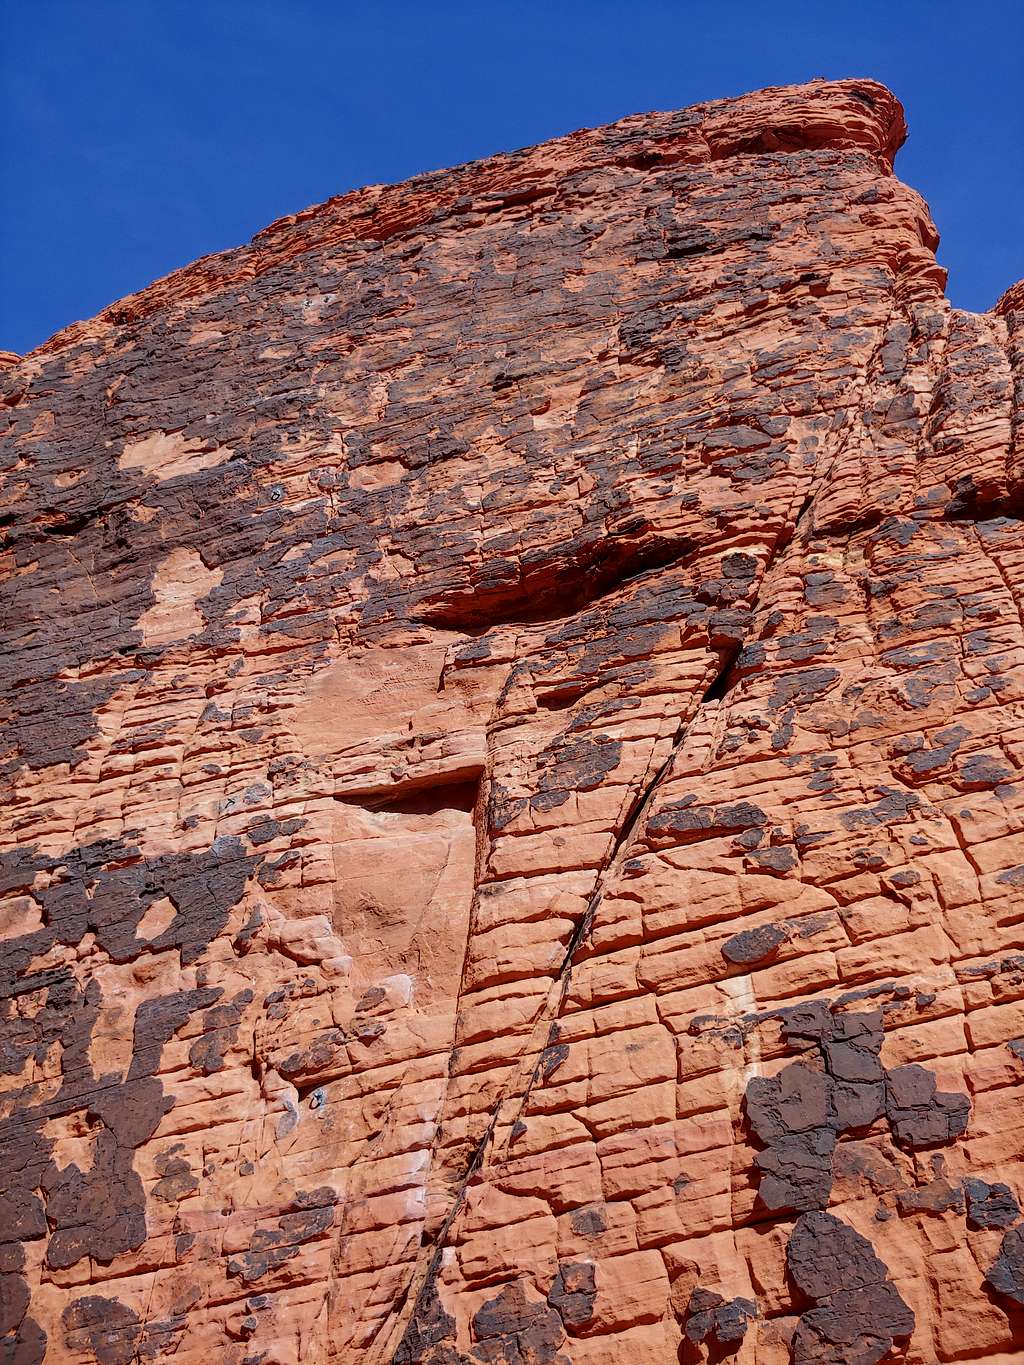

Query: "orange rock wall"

xmin=2 ymin=79 xmax=1023 ymax=1364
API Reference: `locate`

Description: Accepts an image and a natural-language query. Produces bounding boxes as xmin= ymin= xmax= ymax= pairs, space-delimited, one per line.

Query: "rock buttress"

xmin=2 ymin=77 xmax=1024 ymax=1365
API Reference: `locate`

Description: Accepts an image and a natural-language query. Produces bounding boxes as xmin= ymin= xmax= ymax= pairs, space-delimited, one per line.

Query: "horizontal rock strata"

xmin=2 ymin=77 xmax=1023 ymax=1364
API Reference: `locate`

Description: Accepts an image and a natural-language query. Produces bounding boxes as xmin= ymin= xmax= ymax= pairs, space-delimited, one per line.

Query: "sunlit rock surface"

xmin=2 ymin=78 xmax=1023 ymax=1364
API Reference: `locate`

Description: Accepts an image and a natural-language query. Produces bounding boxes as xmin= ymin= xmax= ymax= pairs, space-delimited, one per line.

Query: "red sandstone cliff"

xmin=1 ymin=78 xmax=1023 ymax=1364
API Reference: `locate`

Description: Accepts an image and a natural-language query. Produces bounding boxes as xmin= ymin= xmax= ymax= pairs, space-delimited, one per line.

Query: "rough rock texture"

xmin=2 ymin=78 xmax=1023 ymax=1364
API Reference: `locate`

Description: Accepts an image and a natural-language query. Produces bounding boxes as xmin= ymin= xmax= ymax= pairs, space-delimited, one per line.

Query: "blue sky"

xmin=2 ymin=1 xmax=1021 ymax=354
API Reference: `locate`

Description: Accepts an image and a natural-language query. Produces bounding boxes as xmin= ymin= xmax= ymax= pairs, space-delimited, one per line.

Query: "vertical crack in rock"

xmin=378 ymin=346 xmax=909 ymax=1357
xmin=378 ymin=644 xmax=743 ymax=1361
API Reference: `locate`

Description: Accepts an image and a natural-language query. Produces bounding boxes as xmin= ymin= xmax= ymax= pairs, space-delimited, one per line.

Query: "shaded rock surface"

xmin=1 ymin=77 xmax=1023 ymax=1364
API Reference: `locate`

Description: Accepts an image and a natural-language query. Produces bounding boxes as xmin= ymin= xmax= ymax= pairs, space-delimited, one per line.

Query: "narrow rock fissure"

xmin=555 ymin=707 xmax=698 ymax=979
xmin=700 ymin=644 xmax=742 ymax=704
xmin=380 ymin=341 xmax=909 ymax=1355
xmin=380 ymin=638 xmax=746 ymax=1362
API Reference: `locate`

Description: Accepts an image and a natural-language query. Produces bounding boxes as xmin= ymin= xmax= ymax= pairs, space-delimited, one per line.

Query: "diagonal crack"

xmin=370 ymin=644 xmax=737 ymax=1364
xmin=372 ymin=301 xmax=902 ymax=1364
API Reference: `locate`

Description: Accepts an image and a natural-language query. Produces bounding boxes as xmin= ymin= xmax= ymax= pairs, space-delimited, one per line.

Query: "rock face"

xmin=2 ymin=78 xmax=1023 ymax=1364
